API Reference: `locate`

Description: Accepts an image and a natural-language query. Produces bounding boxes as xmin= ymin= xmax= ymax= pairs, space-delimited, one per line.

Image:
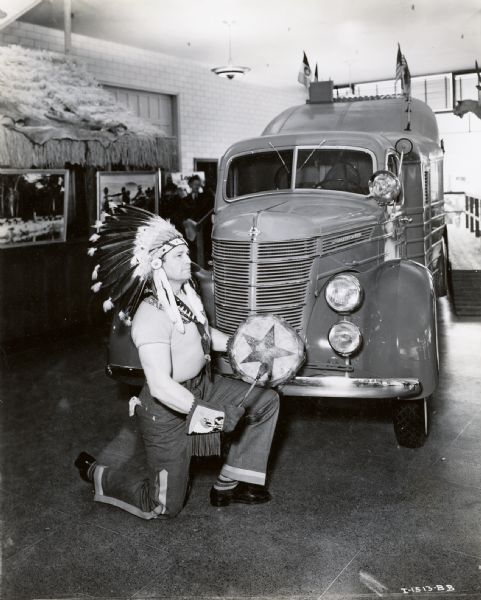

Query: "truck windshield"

xmin=226 ymin=150 xmax=293 ymax=199
xmin=296 ymin=148 xmax=373 ymax=194
xmin=225 ymin=147 xmax=373 ymax=199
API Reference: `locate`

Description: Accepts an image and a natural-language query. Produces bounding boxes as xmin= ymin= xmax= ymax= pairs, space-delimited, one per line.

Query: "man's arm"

xmin=138 ymin=343 xmax=194 ymax=414
xmin=210 ymin=327 xmax=229 ymax=353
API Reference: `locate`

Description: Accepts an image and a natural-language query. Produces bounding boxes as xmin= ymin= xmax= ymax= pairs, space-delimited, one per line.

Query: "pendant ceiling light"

xmin=211 ymin=20 xmax=250 ymax=80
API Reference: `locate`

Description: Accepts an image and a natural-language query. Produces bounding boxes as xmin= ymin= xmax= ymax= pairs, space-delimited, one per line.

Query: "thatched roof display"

xmin=0 ymin=45 xmax=176 ymax=168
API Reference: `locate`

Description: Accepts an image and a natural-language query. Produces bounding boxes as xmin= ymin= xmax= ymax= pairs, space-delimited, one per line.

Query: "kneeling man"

xmin=75 ymin=206 xmax=279 ymax=518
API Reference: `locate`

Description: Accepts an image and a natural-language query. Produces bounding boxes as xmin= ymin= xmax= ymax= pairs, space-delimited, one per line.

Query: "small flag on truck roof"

xmin=395 ymin=43 xmax=411 ymax=98
xmin=298 ymin=51 xmax=312 ymax=88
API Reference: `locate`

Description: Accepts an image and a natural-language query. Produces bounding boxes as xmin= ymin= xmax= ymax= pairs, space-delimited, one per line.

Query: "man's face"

xmin=162 ymin=244 xmax=191 ymax=284
xmin=190 ymin=180 xmax=201 ymax=194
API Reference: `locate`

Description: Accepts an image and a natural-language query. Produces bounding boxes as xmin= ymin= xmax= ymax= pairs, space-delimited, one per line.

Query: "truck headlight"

xmin=328 ymin=321 xmax=362 ymax=356
xmin=325 ymin=274 xmax=363 ymax=313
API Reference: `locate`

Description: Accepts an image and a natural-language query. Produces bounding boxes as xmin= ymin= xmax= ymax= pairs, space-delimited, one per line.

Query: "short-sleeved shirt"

xmin=131 ymin=300 xmax=206 ymax=382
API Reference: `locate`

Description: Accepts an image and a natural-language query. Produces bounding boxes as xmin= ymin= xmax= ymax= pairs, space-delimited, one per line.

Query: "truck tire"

xmin=392 ymin=397 xmax=429 ymax=448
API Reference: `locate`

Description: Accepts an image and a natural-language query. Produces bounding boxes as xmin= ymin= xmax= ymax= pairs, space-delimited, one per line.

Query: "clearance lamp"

xmin=211 ymin=20 xmax=250 ymax=80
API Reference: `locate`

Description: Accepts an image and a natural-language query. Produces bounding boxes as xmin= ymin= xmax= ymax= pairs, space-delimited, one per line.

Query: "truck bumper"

xmin=280 ymin=376 xmax=421 ymax=399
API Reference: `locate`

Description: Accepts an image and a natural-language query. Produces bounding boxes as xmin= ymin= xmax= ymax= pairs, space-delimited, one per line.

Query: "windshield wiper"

xmin=296 ymin=139 xmax=327 ymax=173
xmin=268 ymin=141 xmax=291 ymax=177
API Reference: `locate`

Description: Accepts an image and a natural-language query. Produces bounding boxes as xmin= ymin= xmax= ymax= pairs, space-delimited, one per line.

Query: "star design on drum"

xmin=240 ymin=325 xmax=295 ymax=380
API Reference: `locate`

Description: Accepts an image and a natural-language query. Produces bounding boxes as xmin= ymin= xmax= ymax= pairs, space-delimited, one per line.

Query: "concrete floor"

xmin=447 ymin=224 xmax=481 ymax=270
xmin=1 ymin=297 xmax=481 ymax=600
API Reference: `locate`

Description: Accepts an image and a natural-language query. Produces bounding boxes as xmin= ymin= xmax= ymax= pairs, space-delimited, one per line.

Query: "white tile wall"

xmin=0 ymin=20 xmax=305 ymax=172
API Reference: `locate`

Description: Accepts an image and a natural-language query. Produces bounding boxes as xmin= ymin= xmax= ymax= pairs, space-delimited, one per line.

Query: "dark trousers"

xmin=93 ymin=372 xmax=279 ymax=519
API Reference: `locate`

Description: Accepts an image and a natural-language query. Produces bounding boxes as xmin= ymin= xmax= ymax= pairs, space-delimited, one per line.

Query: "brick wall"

xmin=0 ymin=20 xmax=305 ymax=172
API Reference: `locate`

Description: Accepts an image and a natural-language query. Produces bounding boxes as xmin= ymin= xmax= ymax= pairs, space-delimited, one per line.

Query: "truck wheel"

xmin=392 ymin=397 xmax=428 ymax=448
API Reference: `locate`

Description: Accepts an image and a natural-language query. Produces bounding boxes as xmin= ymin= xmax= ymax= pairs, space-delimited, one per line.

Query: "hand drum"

xmin=227 ymin=314 xmax=305 ymax=387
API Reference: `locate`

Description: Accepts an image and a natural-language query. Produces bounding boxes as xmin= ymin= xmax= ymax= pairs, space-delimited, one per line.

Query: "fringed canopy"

xmin=0 ymin=45 xmax=177 ymax=169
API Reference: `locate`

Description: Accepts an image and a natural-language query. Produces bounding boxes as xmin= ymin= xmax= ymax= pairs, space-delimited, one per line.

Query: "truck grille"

xmin=213 ymin=238 xmax=317 ymax=334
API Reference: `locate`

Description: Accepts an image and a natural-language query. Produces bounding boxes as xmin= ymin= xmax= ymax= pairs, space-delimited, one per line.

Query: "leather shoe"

xmin=210 ymin=482 xmax=271 ymax=507
xmin=74 ymin=451 xmax=97 ymax=483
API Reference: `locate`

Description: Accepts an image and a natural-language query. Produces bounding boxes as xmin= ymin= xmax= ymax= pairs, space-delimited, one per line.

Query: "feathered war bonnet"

xmin=88 ymin=204 xmax=205 ymax=332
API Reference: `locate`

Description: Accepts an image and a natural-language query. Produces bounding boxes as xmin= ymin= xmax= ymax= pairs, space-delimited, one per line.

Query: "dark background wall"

xmin=0 ymin=240 xmax=103 ymax=347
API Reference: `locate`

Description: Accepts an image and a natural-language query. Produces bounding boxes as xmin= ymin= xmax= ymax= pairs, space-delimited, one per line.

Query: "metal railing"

xmin=444 ymin=192 xmax=481 ymax=237
xmin=465 ymin=196 xmax=480 ymax=237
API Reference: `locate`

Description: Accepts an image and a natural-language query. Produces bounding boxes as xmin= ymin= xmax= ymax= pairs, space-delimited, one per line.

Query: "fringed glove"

xmin=186 ymin=400 xmax=245 ymax=434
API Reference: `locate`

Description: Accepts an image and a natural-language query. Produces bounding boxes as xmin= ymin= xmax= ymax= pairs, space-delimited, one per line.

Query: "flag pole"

xmin=405 ymin=96 xmax=412 ymax=131
xmin=395 ymin=44 xmax=412 ymax=131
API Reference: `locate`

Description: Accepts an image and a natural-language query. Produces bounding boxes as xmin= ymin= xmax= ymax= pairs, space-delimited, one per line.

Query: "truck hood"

xmin=214 ymin=192 xmax=382 ymax=242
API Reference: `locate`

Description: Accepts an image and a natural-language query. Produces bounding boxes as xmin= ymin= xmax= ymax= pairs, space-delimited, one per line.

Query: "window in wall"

xmin=454 ymin=72 xmax=480 ymax=102
xmin=411 ymin=74 xmax=452 ymax=112
xmin=336 ymin=73 xmax=452 ymax=112
xmin=356 ymin=79 xmax=398 ymax=97
xmin=103 ymin=85 xmax=177 ymax=137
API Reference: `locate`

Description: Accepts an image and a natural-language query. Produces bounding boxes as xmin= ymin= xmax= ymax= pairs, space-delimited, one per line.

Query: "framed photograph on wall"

xmin=97 ymin=171 xmax=160 ymax=220
xmin=0 ymin=169 xmax=69 ymax=247
xmin=170 ymin=171 xmax=206 ymax=196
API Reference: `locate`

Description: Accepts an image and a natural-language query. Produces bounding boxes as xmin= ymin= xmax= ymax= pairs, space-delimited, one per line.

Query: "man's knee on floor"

xmin=148 ymin=488 xmax=185 ymax=518
xmin=166 ymin=480 xmax=192 ymax=518
xmin=151 ymin=469 xmax=184 ymax=518
xmin=164 ymin=500 xmax=184 ymax=518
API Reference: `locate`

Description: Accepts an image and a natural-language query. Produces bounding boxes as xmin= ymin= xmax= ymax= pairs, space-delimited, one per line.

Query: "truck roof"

xmin=222 ymin=131 xmax=397 ymax=165
xmin=262 ymin=96 xmax=439 ymax=144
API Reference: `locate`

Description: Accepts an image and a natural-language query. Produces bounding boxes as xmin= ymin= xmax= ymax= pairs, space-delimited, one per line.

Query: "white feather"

xmin=118 ymin=311 xmax=132 ymax=326
xmin=183 ymin=283 xmax=206 ymax=324
xmin=103 ymin=297 xmax=114 ymax=312
xmin=155 ymin=267 xmax=185 ymax=333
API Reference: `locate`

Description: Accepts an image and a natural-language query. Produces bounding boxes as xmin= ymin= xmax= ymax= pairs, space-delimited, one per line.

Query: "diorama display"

xmin=0 ymin=169 xmax=68 ymax=246
xmin=97 ymin=171 xmax=160 ymax=219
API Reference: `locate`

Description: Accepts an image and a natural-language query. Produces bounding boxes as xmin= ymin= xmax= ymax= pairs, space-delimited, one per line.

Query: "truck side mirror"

xmin=367 ymin=170 xmax=401 ymax=206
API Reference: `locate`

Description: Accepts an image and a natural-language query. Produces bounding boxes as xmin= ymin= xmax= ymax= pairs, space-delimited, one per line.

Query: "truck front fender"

xmin=359 ymin=259 xmax=439 ymax=397
xmin=306 ymin=259 xmax=438 ymax=398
